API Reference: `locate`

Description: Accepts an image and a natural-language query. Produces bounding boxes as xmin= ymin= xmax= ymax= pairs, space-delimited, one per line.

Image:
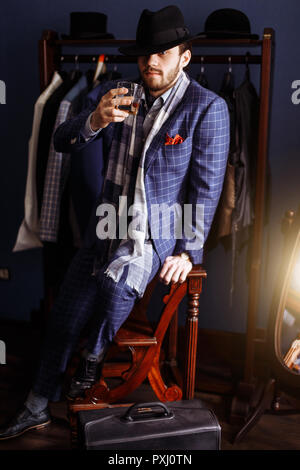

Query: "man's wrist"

xmin=90 ymin=112 xmax=102 ymax=132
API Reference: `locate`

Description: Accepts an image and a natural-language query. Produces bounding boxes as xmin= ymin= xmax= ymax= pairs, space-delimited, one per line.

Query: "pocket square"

xmin=165 ymin=133 xmax=184 ymax=145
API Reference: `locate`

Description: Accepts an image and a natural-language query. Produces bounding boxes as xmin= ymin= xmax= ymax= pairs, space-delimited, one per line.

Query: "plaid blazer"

xmin=54 ymin=76 xmax=230 ymax=266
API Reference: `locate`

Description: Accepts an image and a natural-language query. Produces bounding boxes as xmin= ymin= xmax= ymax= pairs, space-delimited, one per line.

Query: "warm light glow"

xmin=291 ymin=249 xmax=300 ymax=292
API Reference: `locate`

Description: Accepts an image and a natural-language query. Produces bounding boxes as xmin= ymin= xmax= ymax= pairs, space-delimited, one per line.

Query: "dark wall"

xmin=0 ymin=0 xmax=299 ymax=332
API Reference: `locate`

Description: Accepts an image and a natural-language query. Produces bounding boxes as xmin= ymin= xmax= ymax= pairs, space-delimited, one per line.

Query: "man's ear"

xmin=181 ymin=49 xmax=191 ymax=69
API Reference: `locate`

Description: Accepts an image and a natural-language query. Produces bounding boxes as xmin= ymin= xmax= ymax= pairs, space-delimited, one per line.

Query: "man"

xmin=0 ymin=6 xmax=229 ymax=439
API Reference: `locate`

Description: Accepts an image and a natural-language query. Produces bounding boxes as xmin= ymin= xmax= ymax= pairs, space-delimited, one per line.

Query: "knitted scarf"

xmin=98 ymin=71 xmax=190 ymax=297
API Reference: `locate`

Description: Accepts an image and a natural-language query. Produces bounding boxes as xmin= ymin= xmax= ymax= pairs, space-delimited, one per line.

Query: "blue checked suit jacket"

xmin=54 ymin=75 xmax=230 ymax=266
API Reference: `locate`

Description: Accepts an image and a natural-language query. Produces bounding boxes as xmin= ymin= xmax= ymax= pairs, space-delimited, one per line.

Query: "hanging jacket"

xmin=196 ymin=71 xmax=210 ymax=89
xmin=13 ymin=71 xmax=63 ymax=252
xmin=233 ymin=69 xmax=259 ymax=232
xmin=207 ymin=68 xmax=259 ymax=246
xmin=207 ymin=71 xmax=236 ymax=245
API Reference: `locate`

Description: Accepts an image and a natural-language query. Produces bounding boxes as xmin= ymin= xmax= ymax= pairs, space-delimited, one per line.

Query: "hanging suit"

xmin=207 ymin=69 xmax=260 ymax=246
xmin=13 ymin=72 xmax=63 ymax=252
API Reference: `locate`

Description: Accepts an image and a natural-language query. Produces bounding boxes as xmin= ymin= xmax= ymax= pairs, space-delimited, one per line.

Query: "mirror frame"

xmin=268 ymin=207 xmax=300 ymax=398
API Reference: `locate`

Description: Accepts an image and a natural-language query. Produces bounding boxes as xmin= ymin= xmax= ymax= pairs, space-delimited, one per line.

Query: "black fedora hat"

xmin=61 ymin=12 xmax=114 ymax=40
xmin=119 ymin=5 xmax=198 ymax=56
xmin=198 ymin=9 xmax=259 ymax=40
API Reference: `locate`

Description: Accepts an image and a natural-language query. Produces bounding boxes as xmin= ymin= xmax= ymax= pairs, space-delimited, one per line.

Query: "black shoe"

xmin=0 ymin=406 xmax=51 ymax=440
xmin=67 ymin=357 xmax=103 ymax=400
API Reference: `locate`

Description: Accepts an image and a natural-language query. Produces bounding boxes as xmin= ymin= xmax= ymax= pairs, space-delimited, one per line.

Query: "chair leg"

xmin=166 ymin=308 xmax=183 ymax=388
xmin=167 ymin=307 xmax=178 ymax=363
xmin=68 ymin=406 xmax=79 ymax=448
xmin=147 ymin=347 xmax=182 ymax=402
xmin=183 ymin=274 xmax=203 ymax=399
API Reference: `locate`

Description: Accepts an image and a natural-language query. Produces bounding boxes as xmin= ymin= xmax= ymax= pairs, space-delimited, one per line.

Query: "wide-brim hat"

xmin=119 ymin=6 xmax=198 ymax=56
xmin=198 ymin=9 xmax=259 ymax=40
xmin=61 ymin=12 xmax=114 ymax=40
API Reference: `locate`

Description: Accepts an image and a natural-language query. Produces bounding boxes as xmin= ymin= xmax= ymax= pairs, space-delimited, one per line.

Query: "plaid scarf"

xmin=99 ymin=72 xmax=190 ymax=297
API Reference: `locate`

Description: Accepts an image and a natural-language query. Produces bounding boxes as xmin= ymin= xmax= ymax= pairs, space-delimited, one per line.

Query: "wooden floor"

xmin=1 ymin=321 xmax=300 ymax=452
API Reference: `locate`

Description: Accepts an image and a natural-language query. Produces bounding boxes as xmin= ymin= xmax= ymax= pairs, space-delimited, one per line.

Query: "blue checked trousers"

xmin=32 ymin=246 xmax=161 ymax=401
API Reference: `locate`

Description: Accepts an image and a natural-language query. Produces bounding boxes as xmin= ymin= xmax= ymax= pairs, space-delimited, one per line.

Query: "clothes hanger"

xmin=97 ymin=59 xmax=122 ymax=84
xmin=228 ymin=56 xmax=232 ymax=74
xmin=219 ymin=56 xmax=235 ymax=95
xmin=69 ymin=55 xmax=82 ymax=81
xmin=196 ymin=56 xmax=210 ymax=89
xmin=93 ymin=54 xmax=106 ymax=84
xmin=245 ymin=52 xmax=251 ymax=80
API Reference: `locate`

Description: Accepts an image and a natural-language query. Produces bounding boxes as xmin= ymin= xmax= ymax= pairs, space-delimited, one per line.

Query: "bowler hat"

xmin=198 ymin=9 xmax=258 ymax=40
xmin=62 ymin=12 xmax=114 ymax=39
xmin=119 ymin=5 xmax=198 ymax=56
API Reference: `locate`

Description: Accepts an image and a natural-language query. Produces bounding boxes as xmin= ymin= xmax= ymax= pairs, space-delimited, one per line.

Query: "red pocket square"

xmin=165 ymin=133 xmax=184 ymax=145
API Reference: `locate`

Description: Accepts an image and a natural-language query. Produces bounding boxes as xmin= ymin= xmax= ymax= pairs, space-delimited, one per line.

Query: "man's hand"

xmin=90 ymin=87 xmax=133 ymax=130
xmin=159 ymin=255 xmax=192 ymax=285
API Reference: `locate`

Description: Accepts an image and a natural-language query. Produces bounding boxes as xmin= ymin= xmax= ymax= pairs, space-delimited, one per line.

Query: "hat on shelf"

xmin=119 ymin=5 xmax=199 ymax=56
xmin=61 ymin=12 xmax=114 ymax=39
xmin=198 ymin=9 xmax=259 ymax=40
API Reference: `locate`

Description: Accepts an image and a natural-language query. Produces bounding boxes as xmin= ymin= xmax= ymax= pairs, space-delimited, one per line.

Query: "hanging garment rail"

xmin=55 ymin=38 xmax=263 ymax=47
xmin=39 ymin=30 xmax=269 ymax=92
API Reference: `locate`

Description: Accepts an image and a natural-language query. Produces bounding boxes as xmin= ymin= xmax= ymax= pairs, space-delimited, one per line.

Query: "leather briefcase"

xmin=77 ymin=400 xmax=221 ymax=450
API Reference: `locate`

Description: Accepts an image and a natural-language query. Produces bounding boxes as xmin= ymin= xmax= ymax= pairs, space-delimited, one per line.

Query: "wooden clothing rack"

xmin=38 ymin=28 xmax=274 ymax=419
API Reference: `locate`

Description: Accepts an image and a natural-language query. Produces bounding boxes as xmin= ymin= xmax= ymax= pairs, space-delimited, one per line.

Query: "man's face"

xmin=138 ymin=46 xmax=191 ymax=97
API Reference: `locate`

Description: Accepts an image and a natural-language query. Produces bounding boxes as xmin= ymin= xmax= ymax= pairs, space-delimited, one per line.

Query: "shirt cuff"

xmin=81 ymin=112 xmax=102 ymax=141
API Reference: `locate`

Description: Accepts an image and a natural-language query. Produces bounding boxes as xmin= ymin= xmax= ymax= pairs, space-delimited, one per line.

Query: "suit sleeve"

xmin=173 ymin=96 xmax=230 ymax=264
xmin=53 ymin=81 xmax=114 ymax=154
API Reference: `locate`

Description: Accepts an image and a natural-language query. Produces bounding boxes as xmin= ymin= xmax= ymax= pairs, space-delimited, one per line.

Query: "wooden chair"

xmin=68 ymin=264 xmax=206 ymax=444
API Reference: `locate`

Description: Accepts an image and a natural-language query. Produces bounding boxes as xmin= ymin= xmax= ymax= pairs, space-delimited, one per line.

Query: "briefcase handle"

xmin=122 ymin=402 xmax=174 ymax=423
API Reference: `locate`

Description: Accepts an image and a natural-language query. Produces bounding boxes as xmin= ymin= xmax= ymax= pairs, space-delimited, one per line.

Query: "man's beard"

xmin=142 ymin=60 xmax=182 ymax=93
